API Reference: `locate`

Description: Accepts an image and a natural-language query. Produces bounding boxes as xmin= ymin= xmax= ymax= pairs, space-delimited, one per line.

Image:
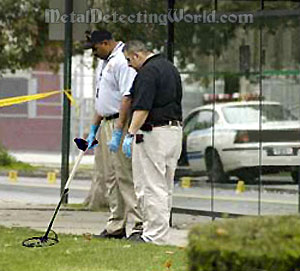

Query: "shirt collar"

xmin=141 ymin=54 xmax=161 ymax=68
xmin=107 ymin=41 xmax=124 ymax=61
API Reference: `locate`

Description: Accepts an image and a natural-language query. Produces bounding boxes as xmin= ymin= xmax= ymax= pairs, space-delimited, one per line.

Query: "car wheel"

xmin=291 ymin=170 xmax=300 ymax=184
xmin=205 ymin=149 xmax=229 ymax=183
xmin=236 ymin=170 xmax=257 ymax=184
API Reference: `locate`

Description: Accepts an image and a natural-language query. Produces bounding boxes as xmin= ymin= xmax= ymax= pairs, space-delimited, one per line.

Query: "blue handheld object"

xmin=74 ymin=138 xmax=98 ymax=152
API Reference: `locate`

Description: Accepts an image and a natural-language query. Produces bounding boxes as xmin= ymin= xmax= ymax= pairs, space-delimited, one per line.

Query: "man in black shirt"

xmin=122 ymin=40 xmax=183 ymax=245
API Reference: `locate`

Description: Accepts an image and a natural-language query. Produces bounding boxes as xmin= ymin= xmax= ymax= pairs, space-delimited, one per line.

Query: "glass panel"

xmin=174 ymin=0 xmax=215 ymax=213
xmin=175 ymin=0 xmax=300 ymax=218
xmin=218 ymin=0 xmax=260 ymax=12
xmin=264 ymin=1 xmax=300 ymax=10
xmin=261 ymin=13 xmax=300 ymax=215
xmin=209 ymin=0 xmax=261 ymax=216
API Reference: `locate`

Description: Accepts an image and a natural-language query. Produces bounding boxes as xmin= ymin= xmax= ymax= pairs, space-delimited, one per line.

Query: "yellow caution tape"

xmin=0 ymin=90 xmax=60 ymax=108
xmin=0 ymin=89 xmax=78 ymax=109
xmin=63 ymin=90 xmax=80 ymax=117
xmin=63 ymin=90 xmax=77 ymax=106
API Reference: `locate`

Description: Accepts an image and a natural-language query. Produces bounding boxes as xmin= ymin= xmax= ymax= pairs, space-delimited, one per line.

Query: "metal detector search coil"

xmin=22 ymin=138 xmax=97 ymax=248
xmin=22 ymin=230 xmax=59 ymax=248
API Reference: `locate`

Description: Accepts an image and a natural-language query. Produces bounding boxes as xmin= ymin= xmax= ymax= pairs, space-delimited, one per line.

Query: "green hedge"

xmin=0 ymin=144 xmax=17 ymax=166
xmin=187 ymin=215 xmax=300 ymax=271
xmin=0 ymin=144 xmax=34 ymax=171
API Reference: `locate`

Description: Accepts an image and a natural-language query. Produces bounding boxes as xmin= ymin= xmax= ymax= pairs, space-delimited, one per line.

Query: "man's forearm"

xmin=128 ymin=110 xmax=149 ymax=134
xmin=116 ymin=96 xmax=132 ymax=130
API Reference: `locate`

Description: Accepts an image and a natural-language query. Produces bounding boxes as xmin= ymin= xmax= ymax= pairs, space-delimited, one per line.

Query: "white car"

xmin=182 ymin=98 xmax=300 ymax=183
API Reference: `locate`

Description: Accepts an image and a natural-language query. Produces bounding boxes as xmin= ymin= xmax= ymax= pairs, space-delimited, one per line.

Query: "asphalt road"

xmin=1 ymin=176 xmax=300 ymax=216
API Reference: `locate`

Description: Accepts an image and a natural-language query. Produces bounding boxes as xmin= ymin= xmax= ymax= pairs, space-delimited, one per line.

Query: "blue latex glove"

xmin=122 ymin=134 xmax=134 ymax=158
xmin=108 ymin=129 xmax=123 ymax=152
xmin=86 ymin=124 xmax=100 ymax=149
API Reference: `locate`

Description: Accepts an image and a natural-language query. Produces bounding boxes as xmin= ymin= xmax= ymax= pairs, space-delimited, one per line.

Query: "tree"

xmin=0 ymin=0 xmax=64 ymax=75
xmin=92 ymin=0 xmax=300 ymax=83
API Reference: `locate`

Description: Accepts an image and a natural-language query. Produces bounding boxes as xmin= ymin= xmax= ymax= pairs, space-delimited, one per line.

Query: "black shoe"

xmin=93 ymin=229 xmax=126 ymax=239
xmin=127 ymin=232 xmax=145 ymax=242
xmin=132 ymin=222 xmax=143 ymax=232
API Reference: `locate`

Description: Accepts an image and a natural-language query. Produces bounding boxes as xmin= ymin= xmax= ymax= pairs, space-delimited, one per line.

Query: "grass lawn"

xmin=0 ymin=226 xmax=187 ymax=271
xmin=0 ymin=162 xmax=37 ymax=172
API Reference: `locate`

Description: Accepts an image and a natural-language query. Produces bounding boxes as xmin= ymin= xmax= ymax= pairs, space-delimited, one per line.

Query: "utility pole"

xmin=167 ymin=0 xmax=175 ymax=63
xmin=61 ymin=0 xmax=73 ymax=203
xmin=167 ymin=0 xmax=175 ymax=227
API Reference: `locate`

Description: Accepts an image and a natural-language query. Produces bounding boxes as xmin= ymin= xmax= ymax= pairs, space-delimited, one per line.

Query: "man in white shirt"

xmin=84 ymin=30 xmax=142 ymax=239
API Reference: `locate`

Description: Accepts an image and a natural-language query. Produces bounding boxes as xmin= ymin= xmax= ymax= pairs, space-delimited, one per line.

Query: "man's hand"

xmin=86 ymin=124 xmax=100 ymax=149
xmin=122 ymin=134 xmax=134 ymax=158
xmin=108 ymin=129 xmax=123 ymax=152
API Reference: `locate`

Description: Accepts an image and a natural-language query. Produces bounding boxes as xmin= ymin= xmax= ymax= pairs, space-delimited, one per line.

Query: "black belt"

xmin=152 ymin=120 xmax=182 ymax=127
xmin=103 ymin=113 xmax=119 ymax=121
xmin=141 ymin=120 xmax=182 ymax=131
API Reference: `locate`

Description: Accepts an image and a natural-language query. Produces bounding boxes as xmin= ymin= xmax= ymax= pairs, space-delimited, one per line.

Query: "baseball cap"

xmin=83 ymin=30 xmax=113 ymax=49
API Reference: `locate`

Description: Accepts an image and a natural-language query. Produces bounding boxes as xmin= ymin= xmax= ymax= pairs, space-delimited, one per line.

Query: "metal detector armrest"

xmin=74 ymin=138 xmax=98 ymax=152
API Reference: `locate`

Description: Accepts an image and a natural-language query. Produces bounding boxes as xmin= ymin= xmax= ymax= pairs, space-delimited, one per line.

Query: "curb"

xmin=0 ymin=206 xmax=107 ymax=212
xmin=0 ymin=168 xmax=92 ymax=180
xmin=1 ymin=168 xmax=298 ymax=194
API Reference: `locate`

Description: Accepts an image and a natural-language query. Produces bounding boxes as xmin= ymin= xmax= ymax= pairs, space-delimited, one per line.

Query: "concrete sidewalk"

xmin=10 ymin=151 xmax=94 ymax=166
xmin=0 ymin=200 xmax=210 ymax=247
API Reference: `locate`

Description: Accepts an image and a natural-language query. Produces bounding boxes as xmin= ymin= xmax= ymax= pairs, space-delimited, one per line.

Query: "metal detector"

xmin=22 ymin=138 xmax=98 ymax=248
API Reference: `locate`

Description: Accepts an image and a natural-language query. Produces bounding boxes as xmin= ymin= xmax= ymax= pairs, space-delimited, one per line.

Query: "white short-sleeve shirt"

xmin=95 ymin=42 xmax=136 ymax=117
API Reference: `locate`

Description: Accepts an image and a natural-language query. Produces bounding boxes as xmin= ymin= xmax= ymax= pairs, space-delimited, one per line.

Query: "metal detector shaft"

xmin=44 ymin=150 xmax=86 ymax=238
xmin=22 ymin=138 xmax=98 ymax=248
xmin=64 ymin=150 xmax=85 ymax=190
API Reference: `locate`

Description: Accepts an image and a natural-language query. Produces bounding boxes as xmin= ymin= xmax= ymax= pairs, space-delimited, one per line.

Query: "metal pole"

xmin=257 ymin=0 xmax=264 ymax=215
xmin=61 ymin=0 xmax=73 ymax=203
xmin=167 ymin=0 xmax=175 ymax=227
xmin=211 ymin=0 xmax=218 ymax=222
xmin=167 ymin=0 xmax=175 ymax=63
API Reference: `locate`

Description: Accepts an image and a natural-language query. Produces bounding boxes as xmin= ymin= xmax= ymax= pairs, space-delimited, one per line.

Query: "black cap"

xmin=83 ymin=30 xmax=113 ymax=49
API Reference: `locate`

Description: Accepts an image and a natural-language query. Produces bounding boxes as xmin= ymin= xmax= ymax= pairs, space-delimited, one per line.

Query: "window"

xmin=222 ymin=104 xmax=298 ymax=124
xmin=184 ymin=109 xmax=218 ymax=137
xmin=195 ymin=110 xmax=216 ymax=130
xmin=183 ymin=112 xmax=200 ymax=137
xmin=0 ymin=78 xmax=28 ymax=116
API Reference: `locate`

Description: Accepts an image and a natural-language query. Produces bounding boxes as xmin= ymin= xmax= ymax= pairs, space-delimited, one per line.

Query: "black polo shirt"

xmin=130 ymin=54 xmax=182 ymax=123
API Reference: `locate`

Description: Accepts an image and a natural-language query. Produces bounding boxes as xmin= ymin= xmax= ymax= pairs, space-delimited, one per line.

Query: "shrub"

xmin=0 ymin=144 xmax=34 ymax=171
xmin=0 ymin=144 xmax=17 ymax=166
xmin=187 ymin=215 xmax=300 ymax=271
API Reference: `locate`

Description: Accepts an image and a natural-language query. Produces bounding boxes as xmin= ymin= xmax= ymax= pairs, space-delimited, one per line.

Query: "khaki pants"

xmin=97 ymin=118 xmax=142 ymax=234
xmin=132 ymin=126 xmax=182 ymax=244
xmin=85 ymin=127 xmax=109 ymax=210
